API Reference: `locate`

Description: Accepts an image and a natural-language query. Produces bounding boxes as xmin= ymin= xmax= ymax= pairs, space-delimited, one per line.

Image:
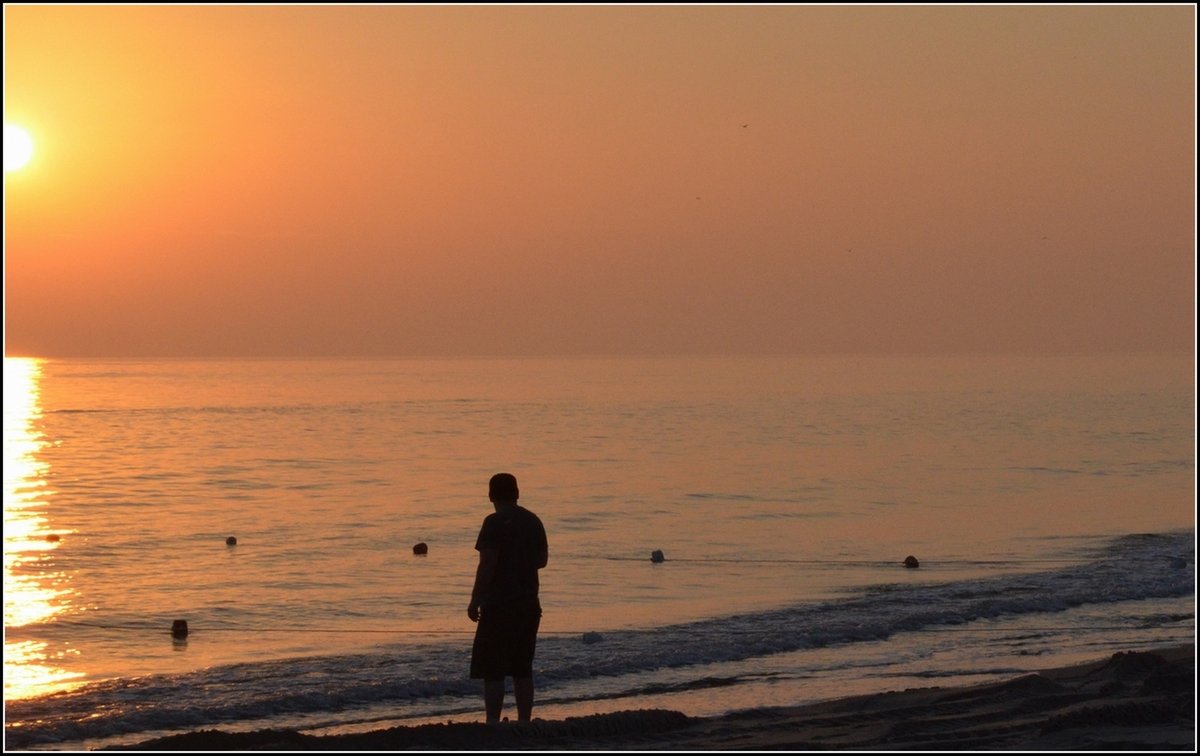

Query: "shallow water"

xmin=3 ymin=355 xmax=1194 ymax=749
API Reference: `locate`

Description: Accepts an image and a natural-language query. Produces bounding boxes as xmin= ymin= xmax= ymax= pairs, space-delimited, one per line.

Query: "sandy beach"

xmin=114 ymin=644 xmax=1194 ymax=751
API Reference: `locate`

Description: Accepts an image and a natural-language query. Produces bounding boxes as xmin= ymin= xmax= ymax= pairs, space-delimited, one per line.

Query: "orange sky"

xmin=3 ymin=5 xmax=1195 ymax=357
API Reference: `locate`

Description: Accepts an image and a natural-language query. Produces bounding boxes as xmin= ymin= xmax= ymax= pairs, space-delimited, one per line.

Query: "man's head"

xmin=488 ymin=473 xmax=519 ymax=505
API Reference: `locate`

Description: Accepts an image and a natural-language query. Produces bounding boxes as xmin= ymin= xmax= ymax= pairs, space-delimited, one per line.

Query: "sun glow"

xmin=5 ymin=123 xmax=36 ymax=172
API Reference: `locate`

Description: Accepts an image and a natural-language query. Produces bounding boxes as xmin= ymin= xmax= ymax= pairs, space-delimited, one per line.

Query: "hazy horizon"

xmin=3 ymin=349 xmax=1196 ymax=361
xmin=4 ymin=5 xmax=1195 ymax=359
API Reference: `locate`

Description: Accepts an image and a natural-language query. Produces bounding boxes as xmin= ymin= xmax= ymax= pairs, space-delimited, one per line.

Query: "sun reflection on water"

xmin=4 ymin=358 xmax=84 ymax=699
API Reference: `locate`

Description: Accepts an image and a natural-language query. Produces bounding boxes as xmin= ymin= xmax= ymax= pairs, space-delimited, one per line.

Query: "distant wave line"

xmin=37 ymin=618 xmax=1193 ymax=637
xmin=585 ymin=555 xmax=1091 ymax=566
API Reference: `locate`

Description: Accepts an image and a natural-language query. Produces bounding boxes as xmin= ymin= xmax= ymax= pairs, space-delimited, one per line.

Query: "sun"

xmin=5 ymin=124 xmax=36 ymax=172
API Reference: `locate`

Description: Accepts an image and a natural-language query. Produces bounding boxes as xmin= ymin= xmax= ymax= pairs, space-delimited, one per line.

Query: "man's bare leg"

xmin=514 ymin=677 xmax=534 ymax=721
xmin=483 ymin=680 xmax=505 ymax=723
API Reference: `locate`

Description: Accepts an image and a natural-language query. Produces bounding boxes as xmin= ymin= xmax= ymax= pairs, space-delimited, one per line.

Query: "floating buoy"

xmin=903 ymin=555 xmax=920 ymax=568
xmin=45 ymin=534 xmax=61 ymax=543
xmin=171 ymin=619 xmax=189 ymax=639
xmin=582 ymin=632 xmax=604 ymax=644
xmin=226 ymin=536 xmax=238 ymax=546
xmin=412 ymin=542 xmax=428 ymax=555
xmin=650 ymin=550 xmax=665 ymax=564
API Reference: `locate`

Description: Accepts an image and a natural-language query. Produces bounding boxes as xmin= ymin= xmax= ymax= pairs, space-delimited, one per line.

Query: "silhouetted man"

xmin=468 ymin=473 xmax=548 ymax=723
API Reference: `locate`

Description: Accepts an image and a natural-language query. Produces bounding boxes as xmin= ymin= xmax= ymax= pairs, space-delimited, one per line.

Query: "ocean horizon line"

xmin=5 ymin=349 xmax=1194 ymax=362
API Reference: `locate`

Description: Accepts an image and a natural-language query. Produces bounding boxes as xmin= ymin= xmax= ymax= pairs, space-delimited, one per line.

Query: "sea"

xmin=3 ymin=354 xmax=1195 ymax=750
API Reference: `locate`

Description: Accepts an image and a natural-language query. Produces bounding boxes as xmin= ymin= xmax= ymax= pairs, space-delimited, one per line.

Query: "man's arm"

xmin=468 ymin=548 xmax=499 ymax=622
xmin=538 ymin=522 xmax=548 ymax=569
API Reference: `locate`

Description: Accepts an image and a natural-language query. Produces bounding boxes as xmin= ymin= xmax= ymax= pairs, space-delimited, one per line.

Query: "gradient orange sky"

xmin=3 ymin=5 xmax=1195 ymax=357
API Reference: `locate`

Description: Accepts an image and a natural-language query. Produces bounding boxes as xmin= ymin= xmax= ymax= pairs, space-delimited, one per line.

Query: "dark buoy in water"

xmin=582 ymin=632 xmax=604 ymax=644
xmin=413 ymin=542 xmax=428 ymax=555
xmin=651 ymin=549 xmax=665 ymax=564
xmin=226 ymin=536 xmax=237 ymax=546
xmin=171 ymin=620 xmax=189 ymax=639
xmin=903 ymin=555 xmax=919 ymax=568
xmin=45 ymin=534 xmax=61 ymax=543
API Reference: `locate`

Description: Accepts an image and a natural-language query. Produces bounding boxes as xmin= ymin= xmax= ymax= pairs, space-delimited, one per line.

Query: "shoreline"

xmin=114 ymin=643 xmax=1195 ymax=751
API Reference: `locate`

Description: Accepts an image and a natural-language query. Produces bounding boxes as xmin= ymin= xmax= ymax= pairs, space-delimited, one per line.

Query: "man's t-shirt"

xmin=475 ymin=505 xmax=547 ymax=608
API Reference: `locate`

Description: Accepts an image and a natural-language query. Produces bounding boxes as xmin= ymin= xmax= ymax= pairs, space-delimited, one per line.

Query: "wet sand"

xmin=118 ymin=644 xmax=1194 ymax=751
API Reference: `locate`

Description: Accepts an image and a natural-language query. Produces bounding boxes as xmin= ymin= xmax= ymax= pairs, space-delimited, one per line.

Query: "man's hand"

xmin=469 ymin=548 xmax=498 ymax=624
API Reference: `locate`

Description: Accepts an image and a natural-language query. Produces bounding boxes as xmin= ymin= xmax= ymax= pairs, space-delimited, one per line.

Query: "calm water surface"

xmin=3 ymin=355 xmax=1194 ymax=748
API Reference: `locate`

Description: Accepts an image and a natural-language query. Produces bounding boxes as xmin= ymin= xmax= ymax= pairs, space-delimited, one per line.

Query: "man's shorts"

xmin=470 ymin=596 xmax=542 ymax=681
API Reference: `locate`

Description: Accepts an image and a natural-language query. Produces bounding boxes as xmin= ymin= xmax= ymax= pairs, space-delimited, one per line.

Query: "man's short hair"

xmin=489 ymin=473 xmax=519 ymax=502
